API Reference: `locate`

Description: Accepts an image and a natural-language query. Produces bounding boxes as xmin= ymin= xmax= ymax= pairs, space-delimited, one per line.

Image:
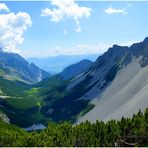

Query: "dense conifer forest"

xmin=0 ymin=108 xmax=148 ymax=147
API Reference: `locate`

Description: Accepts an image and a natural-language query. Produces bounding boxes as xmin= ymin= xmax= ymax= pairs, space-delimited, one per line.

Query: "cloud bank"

xmin=0 ymin=3 xmax=9 ymax=12
xmin=105 ymin=7 xmax=127 ymax=15
xmin=41 ymin=0 xmax=92 ymax=32
xmin=22 ymin=40 xmax=136 ymax=58
xmin=0 ymin=3 xmax=32 ymax=53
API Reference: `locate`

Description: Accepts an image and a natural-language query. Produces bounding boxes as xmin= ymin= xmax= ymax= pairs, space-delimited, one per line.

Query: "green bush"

xmin=0 ymin=108 xmax=148 ymax=147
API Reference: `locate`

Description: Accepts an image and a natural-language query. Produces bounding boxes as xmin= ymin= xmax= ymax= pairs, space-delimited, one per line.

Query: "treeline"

xmin=0 ymin=108 xmax=148 ymax=147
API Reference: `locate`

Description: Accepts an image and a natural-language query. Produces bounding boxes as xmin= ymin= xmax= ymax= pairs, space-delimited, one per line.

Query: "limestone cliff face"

xmin=65 ymin=38 xmax=148 ymax=123
xmin=0 ymin=111 xmax=10 ymax=124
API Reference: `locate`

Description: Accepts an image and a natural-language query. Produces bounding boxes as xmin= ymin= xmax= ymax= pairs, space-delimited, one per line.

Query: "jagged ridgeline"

xmin=0 ymin=50 xmax=50 ymax=84
xmin=0 ymin=108 xmax=148 ymax=147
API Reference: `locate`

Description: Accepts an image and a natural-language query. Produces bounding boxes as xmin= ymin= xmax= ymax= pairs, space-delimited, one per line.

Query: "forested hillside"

xmin=0 ymin=108 xmax=148 ymax=147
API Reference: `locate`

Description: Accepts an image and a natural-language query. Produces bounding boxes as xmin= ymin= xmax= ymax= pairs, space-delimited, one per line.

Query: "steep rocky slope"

xmin=0 ymin=50 xmax=50 ymax=84
xmin=64 ymin=38 xmax=148 ymax=123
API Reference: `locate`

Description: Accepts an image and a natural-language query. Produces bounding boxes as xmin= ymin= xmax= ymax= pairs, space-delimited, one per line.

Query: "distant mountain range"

xmin=27 ymin=54 xmax=98 ymax=73
xmin=0 ymin=50 xmax=50 ymax=84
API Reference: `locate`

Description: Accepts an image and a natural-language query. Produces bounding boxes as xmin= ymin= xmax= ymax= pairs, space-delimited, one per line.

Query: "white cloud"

xmin=64 ymin=28 xmax=68 ymax=34
xmin=41 ymin=0 xmax=92 ymax=32
xmin=105 ymin=7 xmax=127 ymax=15
xmin=75 ymin=18 xmax=81 ymax=32
xmin=45 ymin=43 xmax=111 ymax=57
xmin=0 ymin=3 xmax=9 ymax=12
xmin=119 ymin=41 xmax=135 ymax=47
xmin=74 ymin=43 xmax=111 ymax=55
xmin=21 ymin=41 xmax=137 ymax=58
xmin=21 ymin=43 xmax=111 ymax=57
xmin=0 ymin=3 xmax=32 ymax=53
xmin=127 ymin=3 xmax=133 ymax=8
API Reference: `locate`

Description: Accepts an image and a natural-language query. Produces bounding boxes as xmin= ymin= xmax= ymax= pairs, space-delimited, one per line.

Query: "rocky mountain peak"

xmin=143 ymin=37 xmax=148 ymax=44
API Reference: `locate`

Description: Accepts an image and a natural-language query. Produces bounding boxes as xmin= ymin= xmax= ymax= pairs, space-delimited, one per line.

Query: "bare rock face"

xmin=64 ymin=37 xmax=148 ymax=123
xmin=0 ymin=111 xmax=10 ymax=124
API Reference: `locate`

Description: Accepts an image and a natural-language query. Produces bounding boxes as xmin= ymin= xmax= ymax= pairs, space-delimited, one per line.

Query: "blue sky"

xmin=0 ymin=1 xmax=148 ymax=57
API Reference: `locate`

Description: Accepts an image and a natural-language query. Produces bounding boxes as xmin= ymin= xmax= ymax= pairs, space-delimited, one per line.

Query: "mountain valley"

xmin=0 ymin=38 xmax=148 ymax=129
